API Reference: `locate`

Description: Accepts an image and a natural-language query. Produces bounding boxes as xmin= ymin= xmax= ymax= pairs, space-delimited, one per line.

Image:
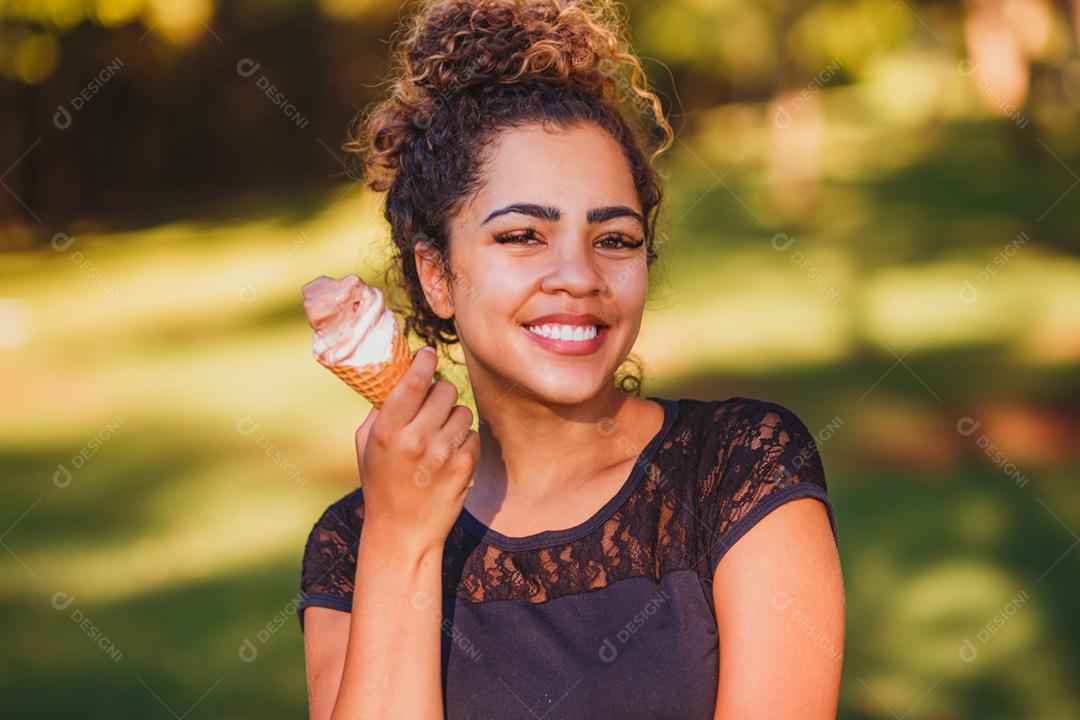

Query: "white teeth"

xmin=526 ymin=323 xmax=599 ymax=341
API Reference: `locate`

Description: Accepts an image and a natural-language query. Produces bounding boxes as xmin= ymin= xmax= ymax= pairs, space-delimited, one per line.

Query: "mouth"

xmin=520 ymin=322 xmax=609 ymax=355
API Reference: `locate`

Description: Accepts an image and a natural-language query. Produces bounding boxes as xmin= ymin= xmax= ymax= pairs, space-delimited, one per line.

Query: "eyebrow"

xmin=480 ymin=203 xmax=644 ymax=228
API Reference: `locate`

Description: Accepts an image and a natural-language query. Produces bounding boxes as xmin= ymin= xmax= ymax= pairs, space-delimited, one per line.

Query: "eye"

xmin=493 ymin=227 xmax=541 ymax=245
xmin=596 ymin=234 xmax=645 ymax=250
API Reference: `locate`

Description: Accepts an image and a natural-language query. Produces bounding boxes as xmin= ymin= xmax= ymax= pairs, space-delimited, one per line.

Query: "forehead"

xmin=465 ymin=121 xmax=640 ymax=220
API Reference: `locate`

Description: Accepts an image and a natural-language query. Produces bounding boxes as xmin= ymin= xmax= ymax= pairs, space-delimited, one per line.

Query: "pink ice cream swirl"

xmin=302 ymin=274 xmax=397 ymax=369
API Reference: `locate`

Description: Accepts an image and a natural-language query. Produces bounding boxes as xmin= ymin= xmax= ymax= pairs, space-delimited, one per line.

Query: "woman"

xmin=298 ymin=1 xmax=845 ymax=718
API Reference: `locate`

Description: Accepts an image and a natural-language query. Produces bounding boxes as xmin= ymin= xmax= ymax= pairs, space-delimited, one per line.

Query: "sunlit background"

xmin=1 ymin=0 xmax=1079 ymax=717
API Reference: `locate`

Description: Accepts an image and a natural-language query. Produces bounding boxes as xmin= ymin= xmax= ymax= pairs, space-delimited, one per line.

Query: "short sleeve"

xmin=296 ymin=489 xmax=365 ymax=633
xmin=701 ymin=398 xmax=839 ymax=575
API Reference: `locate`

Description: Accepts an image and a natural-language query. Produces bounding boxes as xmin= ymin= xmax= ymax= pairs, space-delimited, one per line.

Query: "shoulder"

xmin=297 ymin=488 xmax=366 ymax=632
xmin=664 ymin=395 xmax=823 ymax=483
xmin=691 ymin=395 xmax=825 ymax=486
xmin=299 ymin=488 xmax=365 ymax=593
xmin=665 ymin=394 xmax=812 ymax=436
xmin=305 ymin=487 xmax=365 ymax=546
xmin=667 ymin=395 xmax=837 ymax=573
xmin=696 ymin=395 xmax=815 ymax=440
xmin=720 ymin=396 xmax=823 ymax=463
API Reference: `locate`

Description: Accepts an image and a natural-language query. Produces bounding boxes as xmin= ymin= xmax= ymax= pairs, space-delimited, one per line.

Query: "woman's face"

xmin=417 ymin=121 xmax=650 ymax=407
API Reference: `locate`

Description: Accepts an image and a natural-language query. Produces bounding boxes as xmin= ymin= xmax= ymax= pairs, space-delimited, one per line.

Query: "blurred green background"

xmin=2 ymin=0 xmax=1079 ymax=717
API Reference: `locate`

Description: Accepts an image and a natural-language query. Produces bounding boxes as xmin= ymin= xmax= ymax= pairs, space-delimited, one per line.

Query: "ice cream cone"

xmin=302 ymin=274 xmax=417 ymax=408
xmin=321 ymin=319 xmax=414 ymax=408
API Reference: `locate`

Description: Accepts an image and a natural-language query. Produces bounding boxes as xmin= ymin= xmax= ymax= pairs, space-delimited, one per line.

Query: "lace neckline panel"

xmin=457 ymin=396 xmax=681 ymax=551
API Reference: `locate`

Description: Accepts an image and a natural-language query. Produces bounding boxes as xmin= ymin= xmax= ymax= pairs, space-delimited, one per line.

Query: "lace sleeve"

xmin=296 ymin=489 xmax=364 ymax=633
xmin=701 ymin=398 xmax=839 ymax=576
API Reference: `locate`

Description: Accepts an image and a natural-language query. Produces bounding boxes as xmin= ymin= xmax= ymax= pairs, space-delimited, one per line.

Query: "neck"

xmin=471 ymin=383 xmax=635 ymax=505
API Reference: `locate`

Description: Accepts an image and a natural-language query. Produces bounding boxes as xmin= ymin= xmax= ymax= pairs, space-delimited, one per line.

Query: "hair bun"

xmin=351 ymin=0 xmax=671 ymax=195
xmin=403 ymin=0 xmax=624 ymax=102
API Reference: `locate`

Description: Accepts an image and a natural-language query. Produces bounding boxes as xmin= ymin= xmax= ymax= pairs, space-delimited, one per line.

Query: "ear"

xmin=414 ymin=240 xmax=454 ymax=320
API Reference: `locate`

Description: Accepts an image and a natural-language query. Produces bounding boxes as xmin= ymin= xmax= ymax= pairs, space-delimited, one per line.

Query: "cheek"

xmin=608 ymin=263 xmax=649 ymax=315
xmin=452 ymin=266 xmax=523 ymax=322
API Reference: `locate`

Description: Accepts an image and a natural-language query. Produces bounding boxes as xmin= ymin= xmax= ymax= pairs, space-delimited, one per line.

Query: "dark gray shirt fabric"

xmin=298 ymin=395 xmax=839 ymax=719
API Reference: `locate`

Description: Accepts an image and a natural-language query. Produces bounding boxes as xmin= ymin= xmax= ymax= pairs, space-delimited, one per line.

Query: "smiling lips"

xmin=519 ymin=311 xmax=610 ymax=354
xmin=520 ymin=322 xmax=609 ymax=355
xmin=524 ymin=312 xmax=607 ymax=327
xmin=526 ymin=323 xmax=599 ymax=341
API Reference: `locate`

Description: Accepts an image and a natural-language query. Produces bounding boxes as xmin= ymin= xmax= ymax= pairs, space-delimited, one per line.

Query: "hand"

xmin=353 ymin=346 xmax=479 ymax=553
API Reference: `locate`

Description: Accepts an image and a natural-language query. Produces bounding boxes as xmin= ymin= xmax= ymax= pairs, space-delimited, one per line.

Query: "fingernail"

xmin=421 ymin=346 xmax=435 ymax=356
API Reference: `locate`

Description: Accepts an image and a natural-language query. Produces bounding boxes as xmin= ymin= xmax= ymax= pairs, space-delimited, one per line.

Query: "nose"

xmin=538 ymin=233 xmax=607 ymax=297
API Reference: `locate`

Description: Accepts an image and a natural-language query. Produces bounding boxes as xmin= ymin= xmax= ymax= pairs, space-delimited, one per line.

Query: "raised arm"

xmin=301 ymin=347 xmax=479 ymax=719
xmin=304 ymin=525 xmax=446 ymax=720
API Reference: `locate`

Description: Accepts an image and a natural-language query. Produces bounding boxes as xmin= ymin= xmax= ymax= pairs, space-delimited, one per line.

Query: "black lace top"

xmin=298 ymin=396 xmax=839 ymax=719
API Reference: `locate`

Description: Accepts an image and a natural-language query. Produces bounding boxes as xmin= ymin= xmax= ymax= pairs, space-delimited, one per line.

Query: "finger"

xmin=411 ymin=378 xmax=460 ymax=435
xmin=379 ymin=346 xmax=439 ymax=429
xmin=461 ymin=427 xmax=481 ymax=459
xmin=455 ymin=431 xmax=480 ymax=489
xmin=433 ymin=404 xmax=473 ymax=453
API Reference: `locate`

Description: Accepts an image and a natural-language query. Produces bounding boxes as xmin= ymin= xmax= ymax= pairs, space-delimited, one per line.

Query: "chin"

xmin=507 ymin=354 xmax=622 ymax=407
xmin=516 ymin=378 xmax=609 ymax=407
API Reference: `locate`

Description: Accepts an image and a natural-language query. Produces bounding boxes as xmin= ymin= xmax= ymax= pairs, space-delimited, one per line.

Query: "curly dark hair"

xmin=345 ymin=0 xmax=674 ymax=395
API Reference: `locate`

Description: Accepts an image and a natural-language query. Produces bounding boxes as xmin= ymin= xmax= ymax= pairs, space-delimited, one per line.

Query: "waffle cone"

xmin=322 ymin=324 xmax=414 ymax=408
